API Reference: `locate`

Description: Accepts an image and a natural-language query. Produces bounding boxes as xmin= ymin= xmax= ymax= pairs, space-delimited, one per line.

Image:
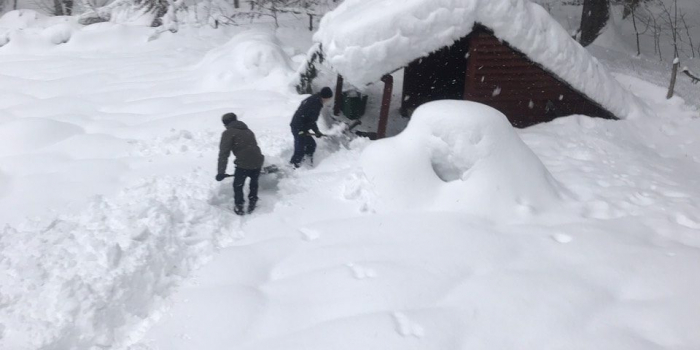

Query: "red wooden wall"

xmin=464 ymin=28 xmax=615 ymax=127
xmin=400 ymin=26 xmax=616 ymax=128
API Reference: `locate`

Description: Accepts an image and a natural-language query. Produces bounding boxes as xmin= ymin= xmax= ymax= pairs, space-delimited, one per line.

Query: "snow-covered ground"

xmin=1 ymin=8 xmax=700 ymax=350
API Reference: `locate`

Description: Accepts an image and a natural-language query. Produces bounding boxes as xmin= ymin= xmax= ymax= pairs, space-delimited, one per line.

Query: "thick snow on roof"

xmin=314 ymin=0 xmax=653 ymax=120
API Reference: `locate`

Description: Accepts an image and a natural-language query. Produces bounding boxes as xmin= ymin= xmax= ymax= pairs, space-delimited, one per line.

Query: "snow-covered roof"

xmin=314 ymin=0 xmax=653 ymax=120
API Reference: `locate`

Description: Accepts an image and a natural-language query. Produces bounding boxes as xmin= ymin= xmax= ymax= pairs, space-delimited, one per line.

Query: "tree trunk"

xmin=54 ymin=0 xmax=65 ymax=15
xmin=233 ymin=0 xmax=239 ymax=8
xmin=579 ymin=0 xmax=609 ymax=47
xmin=667 ymin=58 xmax=679 ymax=99
xmin=622 ymin=0 xmax=640 ymax=19
xmin=64 ymin=0 xmax=74 ymax=15
xmin=631 ymin=10 xmax=640 ymax=55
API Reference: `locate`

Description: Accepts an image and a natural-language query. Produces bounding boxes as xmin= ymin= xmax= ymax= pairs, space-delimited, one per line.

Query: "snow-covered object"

xmin=0 ymin=10 xmax=53 ymax=30
xmin=361 ymin=100 xmax=564 ymax=220
xmin=0 ymin=10 xmax=82 ymax=51
xmin=314 ymin=0 xmax=653 ymax=120
xmin=197 ymin=29 xmax=295 ymax=91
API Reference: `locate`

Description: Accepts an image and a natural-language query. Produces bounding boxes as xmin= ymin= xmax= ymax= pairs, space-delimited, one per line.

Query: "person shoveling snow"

xmin=216 ymin=112 xmax=265 ymax=215
xmin=289 ymin=86 xmax=333 ymax=168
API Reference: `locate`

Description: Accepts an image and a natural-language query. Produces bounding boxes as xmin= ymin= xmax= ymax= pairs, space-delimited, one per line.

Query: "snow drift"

xmin=197 ymin=29 xmax=295 ymax=91
xmin=361 ymin=100 xmax=564 ymax=220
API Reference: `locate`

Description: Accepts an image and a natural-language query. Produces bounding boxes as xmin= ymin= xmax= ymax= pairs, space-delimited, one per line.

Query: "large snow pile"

xmin=197 ymin=29 xmax=295 ymax=91
xmin=361 ymin=100 xmax=564 ymax=220
xmin=314 ymin=0 xmax=653 ymax=120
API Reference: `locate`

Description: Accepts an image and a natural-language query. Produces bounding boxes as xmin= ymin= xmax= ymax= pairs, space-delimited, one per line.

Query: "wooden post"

xmin=667 ymin=58 xmax=680 ymax=99
xmin=378 ymin=75 xmax=393 ymax=139
xmin=309 ymin=14 xmax=314 ymax=31
xmin=334 ymin=74 xmax=343 ymax=116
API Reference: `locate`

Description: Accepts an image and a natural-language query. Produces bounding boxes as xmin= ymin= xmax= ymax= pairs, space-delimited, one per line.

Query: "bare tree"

xmin=235 ymin=0 xmax=335 ymax=29
xmin=659 ymin=0 xmax=680 ymax=98
xmin=679 ymin=13 xmax=696 ymax=59
xmin=53 ymin=0 xmax=74 ymax=15
xmin=622 ymin=0 xmax=652 ymax=55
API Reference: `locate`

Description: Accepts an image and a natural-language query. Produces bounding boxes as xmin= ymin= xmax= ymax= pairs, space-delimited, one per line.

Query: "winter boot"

xmin=234 ymin=204 xmax=245 ymax=216
xmin=247 ymin=199 xmax=257 ymax=214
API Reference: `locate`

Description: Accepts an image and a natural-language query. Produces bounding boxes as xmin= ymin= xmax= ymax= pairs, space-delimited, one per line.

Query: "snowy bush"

xmin=196 ymin=29 xmax=295 ymax=91
xmin=361 ymin=100 xmax=566 ymax=221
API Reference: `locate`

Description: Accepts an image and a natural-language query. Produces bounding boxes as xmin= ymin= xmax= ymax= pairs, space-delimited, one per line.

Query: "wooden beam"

xmin=378 ymin=75 xmax=393 ymax=139
xmin=334 ymin=74 xmax=343 ymax=116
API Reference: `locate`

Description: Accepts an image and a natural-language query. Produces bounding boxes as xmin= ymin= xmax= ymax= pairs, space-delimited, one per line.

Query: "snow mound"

xmin=361 ymin=100 xmax=564 ymax=220
xmin=315 ymin=0 xmax=653 ymax=120
xmin=197 ymin=29 xmax=295 ymax=91
xmin=0 ymin=10 xmax=81 ymax=52
xmin=0 ymin=118 xmax=84 ymax=156
xmin=0 ymin=9 xmax=52 ymax=30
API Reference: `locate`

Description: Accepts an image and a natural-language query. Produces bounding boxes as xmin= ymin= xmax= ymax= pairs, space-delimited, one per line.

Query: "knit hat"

xmin=222 ymin=112 xmax=237 ymax=125
xmin=319 ymin=87 xmax=333 ymax=99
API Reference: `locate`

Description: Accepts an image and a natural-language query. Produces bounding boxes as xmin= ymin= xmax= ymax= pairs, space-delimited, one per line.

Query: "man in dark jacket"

xmin=216 ymin=113 xmax=265 ymax=215
xmin=289 ymin=87 xmax=333 ymax=168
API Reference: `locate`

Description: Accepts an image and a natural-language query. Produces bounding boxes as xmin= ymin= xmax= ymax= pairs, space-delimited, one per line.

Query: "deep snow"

xmin=0 ymin=7 xmax=699 ymax=350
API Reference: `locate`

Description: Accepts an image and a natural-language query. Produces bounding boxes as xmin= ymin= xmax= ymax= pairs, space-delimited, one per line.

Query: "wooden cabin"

xmin=315 ymin=0 xmax=649 ymax=139
xmin=398 ymin=26 xmax=615 ymax=128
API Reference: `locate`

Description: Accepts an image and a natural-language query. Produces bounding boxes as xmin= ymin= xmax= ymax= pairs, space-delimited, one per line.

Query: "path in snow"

xmin=0 ymin=25 xmax=313 ymax=349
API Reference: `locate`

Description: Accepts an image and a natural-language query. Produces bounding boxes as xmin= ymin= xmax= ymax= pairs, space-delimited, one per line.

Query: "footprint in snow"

xmin=346 ymin=262 xmax=377 ymax=280
xmin=392 ymin=312 xmax=425 ymax=338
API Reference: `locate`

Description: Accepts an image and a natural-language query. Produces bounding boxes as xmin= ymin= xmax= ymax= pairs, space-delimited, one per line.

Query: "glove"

xmin=215 ymin=174 xmax=226 ymax=181
xmin=314 ymin=132 xmax=324 ymax=138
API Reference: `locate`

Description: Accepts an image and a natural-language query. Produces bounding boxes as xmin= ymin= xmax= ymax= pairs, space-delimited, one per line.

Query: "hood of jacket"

xmin=226 ymin=120 xmax=249 ymax=130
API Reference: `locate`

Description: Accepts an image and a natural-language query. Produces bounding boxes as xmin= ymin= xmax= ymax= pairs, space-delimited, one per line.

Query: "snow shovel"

xmin=220 ymin=164 xmax=286 ymax=179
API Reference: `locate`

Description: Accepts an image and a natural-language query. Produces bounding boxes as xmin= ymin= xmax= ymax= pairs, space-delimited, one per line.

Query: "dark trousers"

xmin=233 ymin=167 xmax=260 ymax=207
xmin=290 ymin=127 xmax=316 ymax=166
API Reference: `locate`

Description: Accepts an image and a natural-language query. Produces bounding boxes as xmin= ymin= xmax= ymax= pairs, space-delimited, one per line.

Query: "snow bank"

xmin=361 ymin=100 xmax=564 ymax=220
xmin=63 ymin=22 xmax=157 ymax=50
xmin=0 ymin=171 xmax=242 ymax=349
xmin=315 ymin=0 xmax=653 ymax=120
xmin=0 ymin=10 xmax=161 ymax=53
xmin=196 ymin=29 xmax=295 ymax=91
xmin=0 ymin=10 xmax=82 ymax=52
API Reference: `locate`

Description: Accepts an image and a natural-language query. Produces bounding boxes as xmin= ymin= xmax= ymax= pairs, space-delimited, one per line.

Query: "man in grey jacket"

xmin=216 ymin=113 xmax=265 ymax=215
